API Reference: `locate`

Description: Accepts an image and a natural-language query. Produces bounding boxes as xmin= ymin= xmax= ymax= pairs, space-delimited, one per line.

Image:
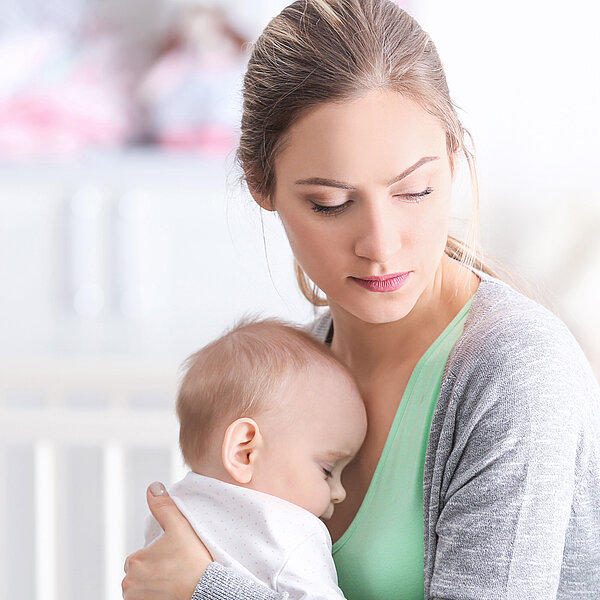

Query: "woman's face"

xmin=268 ymin=89 xmax=454 ymax=324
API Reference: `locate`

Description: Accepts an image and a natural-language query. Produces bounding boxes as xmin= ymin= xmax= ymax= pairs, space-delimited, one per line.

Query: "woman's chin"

xmin=328 ymin=292 xmax=418 ymax=326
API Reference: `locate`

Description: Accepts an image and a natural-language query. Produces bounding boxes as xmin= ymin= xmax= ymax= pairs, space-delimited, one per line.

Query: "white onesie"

xmin=144 ymin=471 xmax=345 ymax=600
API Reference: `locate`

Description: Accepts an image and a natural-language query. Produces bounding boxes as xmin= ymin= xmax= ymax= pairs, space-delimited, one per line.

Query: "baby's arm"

xmin=190 ymin=518 xmax=347 ymax=600
xmin=274 ymin=531 xmax=345 ymax=600
xmin=189 ymin=529 xmax=349 ymax=600
xmin=192 ymin=556 xmax=349 ymax=600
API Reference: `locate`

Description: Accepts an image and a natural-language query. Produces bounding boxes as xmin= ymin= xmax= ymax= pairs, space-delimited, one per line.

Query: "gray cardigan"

xmin=193 ymin=274 xmax=600 ymax=599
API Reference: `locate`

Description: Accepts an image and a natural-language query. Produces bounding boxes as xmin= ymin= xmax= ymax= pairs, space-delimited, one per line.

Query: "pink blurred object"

xmin=159 ymin=123 xmax=238 ymax=156
xmin=0 ymin=29 xmax=133 ymax=160
xmin=137 ymin=6 xmax=246 ymax=156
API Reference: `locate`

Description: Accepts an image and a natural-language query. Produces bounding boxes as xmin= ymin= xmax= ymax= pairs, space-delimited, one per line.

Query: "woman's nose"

xmin=353 ymin=199 xmax=402 ymax=263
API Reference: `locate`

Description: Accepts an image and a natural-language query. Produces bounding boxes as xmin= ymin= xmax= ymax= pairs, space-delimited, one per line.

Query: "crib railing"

xmin=0 ymin=358 xmax=188 ymax=600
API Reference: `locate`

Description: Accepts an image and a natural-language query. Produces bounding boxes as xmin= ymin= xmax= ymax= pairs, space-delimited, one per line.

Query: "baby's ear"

xmin=221 ymin=418 xmax=262 ymax=484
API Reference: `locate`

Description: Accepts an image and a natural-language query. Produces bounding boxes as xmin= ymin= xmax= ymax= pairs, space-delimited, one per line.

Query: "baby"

xmin=145 ymin=317 xmax=367 ymax=599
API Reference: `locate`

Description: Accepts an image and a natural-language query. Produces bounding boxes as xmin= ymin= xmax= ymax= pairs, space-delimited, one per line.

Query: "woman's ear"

xmin=221 ymin=418 xmax=263 ymax=484
xmin=248 ymin=187 xmax=276 ymax=212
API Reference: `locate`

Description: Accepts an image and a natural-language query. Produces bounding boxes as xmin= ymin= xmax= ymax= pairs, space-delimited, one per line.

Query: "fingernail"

xmin=149 ymin=481 xmax=167 ymax=496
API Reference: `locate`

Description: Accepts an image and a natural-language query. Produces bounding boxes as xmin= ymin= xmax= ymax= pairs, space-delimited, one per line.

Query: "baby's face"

xmin=251 ymin=365 xmax=367 ymax=520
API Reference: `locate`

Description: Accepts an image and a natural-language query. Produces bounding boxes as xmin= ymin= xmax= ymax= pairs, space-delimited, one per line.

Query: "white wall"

xmin=414 ymin=0 xmax=600 ymax=371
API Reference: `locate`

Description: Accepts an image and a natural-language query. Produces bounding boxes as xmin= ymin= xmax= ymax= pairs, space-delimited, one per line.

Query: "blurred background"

xmin=0 ymin=0 xmax=598 ymax=599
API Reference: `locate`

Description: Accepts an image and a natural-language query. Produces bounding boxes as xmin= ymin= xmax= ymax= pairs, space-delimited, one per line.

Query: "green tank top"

xmin=331 ymin=298 xmax=473 ymax=600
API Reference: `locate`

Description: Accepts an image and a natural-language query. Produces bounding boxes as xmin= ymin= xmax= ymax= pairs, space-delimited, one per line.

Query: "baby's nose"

xmin=331 ymin=482 xmax=347 ymax=504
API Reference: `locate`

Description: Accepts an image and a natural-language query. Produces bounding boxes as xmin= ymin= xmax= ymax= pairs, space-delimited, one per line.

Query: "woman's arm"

xmin=426 ymin=304 xmax=599 ymax=600
xmin=192 ymin=563 xmax=290 ymax=600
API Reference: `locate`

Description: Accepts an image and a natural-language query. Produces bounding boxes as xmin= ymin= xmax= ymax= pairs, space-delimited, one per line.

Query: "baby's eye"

xmin=322 ymin=467 xmax=333 ymax=478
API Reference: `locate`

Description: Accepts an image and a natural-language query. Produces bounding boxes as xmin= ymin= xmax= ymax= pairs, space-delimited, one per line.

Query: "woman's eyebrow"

xmin=294 ymin=156 xmax=440 ymax=190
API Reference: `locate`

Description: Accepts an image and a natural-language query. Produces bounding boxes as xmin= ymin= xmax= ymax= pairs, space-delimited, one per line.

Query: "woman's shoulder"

xmin=448 ymin=272 xmax=599 ymax=421
xmin=305 ymin=310 xmax=332 ymax=344
xmin=467 ymin=272 xmax=569 ymax=340
xmin=460 ymin=272 xmax=587 ymax=367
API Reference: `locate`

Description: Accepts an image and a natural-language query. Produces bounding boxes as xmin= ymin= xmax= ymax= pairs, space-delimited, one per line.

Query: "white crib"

xmin=0 ymin=358 xmax=188 ymax=600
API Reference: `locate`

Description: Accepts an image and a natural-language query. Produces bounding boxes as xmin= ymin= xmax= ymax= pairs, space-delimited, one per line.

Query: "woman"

xmin=122 ymin=1 xmax=600 ymax=599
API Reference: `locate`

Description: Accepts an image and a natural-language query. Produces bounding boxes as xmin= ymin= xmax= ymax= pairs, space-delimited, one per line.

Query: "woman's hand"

xmin=122 ymin=482 xmax=214 ymax=600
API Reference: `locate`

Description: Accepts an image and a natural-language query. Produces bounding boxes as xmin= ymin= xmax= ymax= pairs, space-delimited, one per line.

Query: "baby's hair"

xmin=177 ymin=316 xmax=353 ymax=467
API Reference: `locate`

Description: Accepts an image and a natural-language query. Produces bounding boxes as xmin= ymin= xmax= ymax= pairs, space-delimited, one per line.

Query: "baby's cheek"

xmin=281 ymin=467 xmax=309 ymax=500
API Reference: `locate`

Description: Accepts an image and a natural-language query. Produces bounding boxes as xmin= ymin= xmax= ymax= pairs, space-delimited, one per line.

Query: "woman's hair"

xmin=236 ymin=0 xmax=499 ymax=306
xmin=177 ymin=316 xmax=355 ymax=466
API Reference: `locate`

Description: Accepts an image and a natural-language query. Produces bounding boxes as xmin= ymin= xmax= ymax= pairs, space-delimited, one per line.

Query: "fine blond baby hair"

xmin=177 ymin=316 xmax=353 ymax=467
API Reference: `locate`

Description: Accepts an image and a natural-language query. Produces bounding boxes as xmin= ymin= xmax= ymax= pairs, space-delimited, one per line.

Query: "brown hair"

xmin=177 ymin=316 xmax=355 ymax=465
xmin=236 ymin=0 xmax=500 ymax=306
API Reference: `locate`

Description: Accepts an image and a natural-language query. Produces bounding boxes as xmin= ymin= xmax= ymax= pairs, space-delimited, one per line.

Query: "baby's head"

xmin=177 ymin=317 xmax=367 ymax=520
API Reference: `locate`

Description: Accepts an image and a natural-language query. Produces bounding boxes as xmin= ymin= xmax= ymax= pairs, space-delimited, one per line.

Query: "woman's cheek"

xmin=414 ymin=193 xmax=451 ymax=243
xmin=282 ymin=213 xmax=342 ymax=269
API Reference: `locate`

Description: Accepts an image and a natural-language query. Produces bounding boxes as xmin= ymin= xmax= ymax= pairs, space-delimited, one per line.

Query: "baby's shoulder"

xmin=261 ymin=493 xmax=332 ymax=545
xmin=172 ymin=473 xmax=332 ymax=560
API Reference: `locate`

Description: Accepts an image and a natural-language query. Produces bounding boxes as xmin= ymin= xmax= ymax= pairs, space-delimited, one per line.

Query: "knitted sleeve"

xmin=191 ymin=562 xmax=287 ymax=600
xmin=426 ymin=290 xmax=599 ymax=600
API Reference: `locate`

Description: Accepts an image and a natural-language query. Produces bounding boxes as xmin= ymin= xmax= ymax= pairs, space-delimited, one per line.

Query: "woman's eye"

xmin=311 ymin=188 xmax=433 ymax=214
xmin=394 ymin=187 xmax=434 ymax=203
xmin=310 ymin=200 xmax=353 ymax=216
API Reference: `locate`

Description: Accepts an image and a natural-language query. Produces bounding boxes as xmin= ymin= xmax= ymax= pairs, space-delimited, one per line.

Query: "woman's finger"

xmin=121 ymin=484 xmax=214 ymax=600
xmin=146 ymin=481 xmax=192 ymax=535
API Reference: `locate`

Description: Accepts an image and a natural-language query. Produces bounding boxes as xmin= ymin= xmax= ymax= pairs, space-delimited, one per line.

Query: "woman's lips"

xmin=350 ymin=271 xmax=411 ymax=292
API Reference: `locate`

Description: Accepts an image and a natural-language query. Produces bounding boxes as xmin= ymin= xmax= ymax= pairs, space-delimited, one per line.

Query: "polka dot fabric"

xmin=144 ymin=471 xmax=345 ymax=599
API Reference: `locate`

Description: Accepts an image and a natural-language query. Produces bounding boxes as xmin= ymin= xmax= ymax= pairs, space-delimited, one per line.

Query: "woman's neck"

xmin=328 ymin=256 xmax=479 ymax=383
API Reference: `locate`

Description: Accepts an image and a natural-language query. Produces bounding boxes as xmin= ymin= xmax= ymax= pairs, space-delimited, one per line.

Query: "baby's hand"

xmin=122 ymin=482 xmax=213 ymax=600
